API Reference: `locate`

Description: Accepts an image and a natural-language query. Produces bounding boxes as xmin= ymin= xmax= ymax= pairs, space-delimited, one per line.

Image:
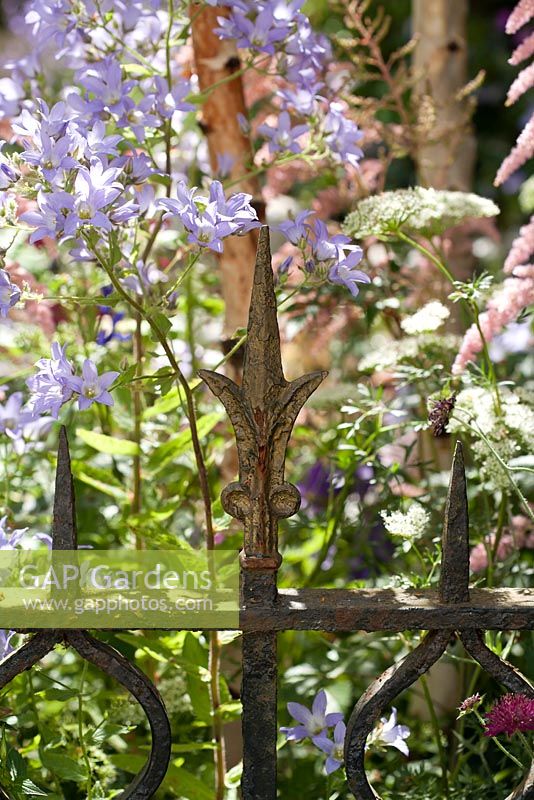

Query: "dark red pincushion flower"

xmin=484 ymin=693 xmax=534 ymax=737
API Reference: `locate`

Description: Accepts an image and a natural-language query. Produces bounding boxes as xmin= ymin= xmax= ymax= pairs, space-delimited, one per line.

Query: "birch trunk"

xmin=191 ymin=4 xmax=264 ymax=346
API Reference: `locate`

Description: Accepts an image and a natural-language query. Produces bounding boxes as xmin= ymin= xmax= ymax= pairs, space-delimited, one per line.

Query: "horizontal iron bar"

xmin=12 ymin=588 xmax=533 ymax=633
xmin=240 ymin=587 xmax=534 ymax=632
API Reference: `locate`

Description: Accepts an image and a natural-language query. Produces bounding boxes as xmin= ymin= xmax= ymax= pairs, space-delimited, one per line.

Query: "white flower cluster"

xmin=359 ymin=333 xmax=459 ymax=372
xmin=381 ymin=502 xmax=430 ymax=539
xmin=450 ymin=386 xmax=534 ymax=490
xmin=401 ymin=301 xmax=450 ymax=334
xmin=343 ymin=187 xmax=499 ymax=240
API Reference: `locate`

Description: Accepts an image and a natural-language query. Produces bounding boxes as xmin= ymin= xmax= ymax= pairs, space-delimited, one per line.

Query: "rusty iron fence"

xmin=0 ymin=226 xmax=532 ymax=800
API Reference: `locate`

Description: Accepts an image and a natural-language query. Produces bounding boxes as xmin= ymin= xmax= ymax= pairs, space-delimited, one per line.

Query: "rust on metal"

xmin=200 ymin=226 xmax=326 ymax=568
xmin=440 ymin=441 xmax=470 ymax=603
xmin=0 ymin=429 xmax=171 ymax=800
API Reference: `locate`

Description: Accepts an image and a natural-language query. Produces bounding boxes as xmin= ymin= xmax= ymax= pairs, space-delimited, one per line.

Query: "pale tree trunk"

xmin=412 ymin=0 xmax=476 ymax=192
xmin=412 ymin=1 xmax=476 ymax=721
xmin=190 ymin=4 xmax=264 ymax=352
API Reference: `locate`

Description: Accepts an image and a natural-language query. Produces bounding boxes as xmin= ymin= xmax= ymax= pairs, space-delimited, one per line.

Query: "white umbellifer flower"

xmin=343 ymin=187 xmax=499 ymax=239
xmin=449 ymin=387 xmax=498 ymax=436
xmin=503 ymin=393 xmax=534 ymax=448
xmin=450 ymin=386 xmax=533 ymax=490
xmin=400 ymin=301 xmax=450 ymax=334
xmin=381 ymin=503 xmax=429 ymax=539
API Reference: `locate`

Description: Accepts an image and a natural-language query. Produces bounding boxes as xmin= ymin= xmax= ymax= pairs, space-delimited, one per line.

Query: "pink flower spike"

xmin=504 ymin=216 xmax=534 ymax=274
xmin=495 ymin=114 xmax=534 ymax=187
xmin=509 ymin=31 xmax=534 ymax=65
xmin=484 ymin=693 xmax=534 ymax=737
xmin=505 ymin=0 xmax=534 ymax=34
xmin=506 ymin=62 xmax=534 ymax=106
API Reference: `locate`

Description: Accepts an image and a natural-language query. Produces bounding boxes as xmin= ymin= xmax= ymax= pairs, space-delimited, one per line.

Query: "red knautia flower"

xmin=484 ymin=693 xmax=534 ymax=737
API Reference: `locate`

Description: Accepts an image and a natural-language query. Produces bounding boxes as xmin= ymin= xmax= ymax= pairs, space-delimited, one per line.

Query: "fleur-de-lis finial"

xmin=200 ymin=226 xmax=327 ymax=569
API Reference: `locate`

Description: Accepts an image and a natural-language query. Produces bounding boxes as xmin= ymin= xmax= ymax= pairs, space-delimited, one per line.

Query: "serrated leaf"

xmin=20 ymin=779 xmax=47 ymax=796
xmin=76 ymin=429 xmax=140 ymax=457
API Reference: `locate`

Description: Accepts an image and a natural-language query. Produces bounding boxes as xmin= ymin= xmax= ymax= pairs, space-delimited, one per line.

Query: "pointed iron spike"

xmin=52 ymin=426 xmax=77 ymax=550
xmin=440 ymin=441 xmax=469 ymax=604
xmin=242 ymin=226 xmax=286 ymax=407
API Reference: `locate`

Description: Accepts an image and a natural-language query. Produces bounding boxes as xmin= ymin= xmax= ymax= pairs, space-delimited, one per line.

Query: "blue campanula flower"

xmin=258 ymin=111 xmax=308 ymax=155
xmin=278 ymin=83 xmax=324 ymax=115
xmin=277 ymin=210 xmax=313 ymax=247
xmin=323 ymin=103 xmax=364 ymax=168
xmin=280 ymin=689 xmax=343 ymax=742
xmin=154 ymin=76 xmax=195 ymax=118
xmin=0 ymin=630 xmax=15 ymax=661
xmin=215 ymin=7 xmax=292 ymax=55
xmin=21 ymin=189 xmax=74 ymax=243
xmin=328 ymin=251 xmax=370 ymax=298
xmin=0 ymin=269 xmax=21 ymax=317
xmin=71 ymin=57 xmax=135 ymax=120
xmin=315 ymin=721 xmax=346 ymax=774
xmin=21 ymin=132 xmax=77 ymax=183
xmin=68 ymin=359 xmax=119 ymax=410
xmin=96 ymin=308 xmax=131 ymax=346
xmin=159 ymin=180 xmax=260 ymax=253
xmin=26 ymin=342 xmax=76 ymax=418
xmin=121 ymin=260 xmax=169 ymax=296
xmin=13 ymin=100 xmax=73 ymax=141
xmin=367 ymin=708 xmax=410 ymax=756
xmin=0 ymin=144 xmax=18 ymax=189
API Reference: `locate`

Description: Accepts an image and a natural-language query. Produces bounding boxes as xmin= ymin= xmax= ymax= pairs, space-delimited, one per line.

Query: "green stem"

xmin=78 ymin=661 xmax=93 ymax=799
xmin=473 ymin=710 xmax=524 ymax=770
xmin=420 ymin=673 xmax=450 ymax=798
xmin=396 ymin=231 xmax=455 ymax=284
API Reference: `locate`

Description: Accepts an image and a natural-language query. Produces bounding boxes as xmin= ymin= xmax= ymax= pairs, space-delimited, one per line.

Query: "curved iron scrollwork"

xmin=0 ymin=428 xmax=171 ymax=800
xmin=344 ymin=443 xmax=534 ymax=800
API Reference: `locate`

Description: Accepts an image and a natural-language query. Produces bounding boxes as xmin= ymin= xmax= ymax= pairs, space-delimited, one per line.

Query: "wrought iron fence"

xmin=0 ymin=226 xmax=532 ymax=800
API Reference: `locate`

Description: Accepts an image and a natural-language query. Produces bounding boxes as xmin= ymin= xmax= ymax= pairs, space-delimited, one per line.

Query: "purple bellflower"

xmin=216 ymin=7 xmax=291 ymax=54
xmin=328 ymin=251 xmax=370 ymax=298
xmin=280 ymin=689 xmax=343 ymax=742
xmin=258 ymin=111 xmax=308 ymax=155
xmin=0 ymin=630 xmax=15 ymax=660
xmin=0 ymin=269 xmax=21 ymax=317
xmin=96 ymin=308 xmax=131 ymax=346
xmin=315 ymin=720 xmax=346 ymax=774
xmin=26 ymin=342 xmax=76 ymax=418
xmin=68 ymin=359 xmax=119 ymax=411
xmin=158 ymin=180 xmax=260 ymax=252
xmin=323 ymin=103 xmax=364 ymax=168
xmin=367 ymin=708 xmax=410 ymax=756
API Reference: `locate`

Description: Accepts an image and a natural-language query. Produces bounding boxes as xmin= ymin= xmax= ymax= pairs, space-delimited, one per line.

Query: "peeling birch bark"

xmin=190 ymin=4 xmax=264 ymax=344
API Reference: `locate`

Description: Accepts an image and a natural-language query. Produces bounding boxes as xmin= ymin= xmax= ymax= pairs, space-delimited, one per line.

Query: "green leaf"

xmin=7 ymin=748 xmax=26 ymax=782
xmin=143 ymin=387 xmax=183 ymax=420
xmin=151 ymin=312 xmax=172 ymax=338
xmin=148 ymin=412 xmax=222 ymax=472
xmin=44 ymin=687 xmax=79 ymax=701
xmin=167 ymin=767 xmax=214 ymax=800
xmin=39 ymin=752 xmax=88 ymax=782
xmin=76 ymin=429 xmax=140 ymax=457
xmin=71 ymin=460 xmax=128 ymax=500
xmin=19 ymin=780 xmax=47 ymax=797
